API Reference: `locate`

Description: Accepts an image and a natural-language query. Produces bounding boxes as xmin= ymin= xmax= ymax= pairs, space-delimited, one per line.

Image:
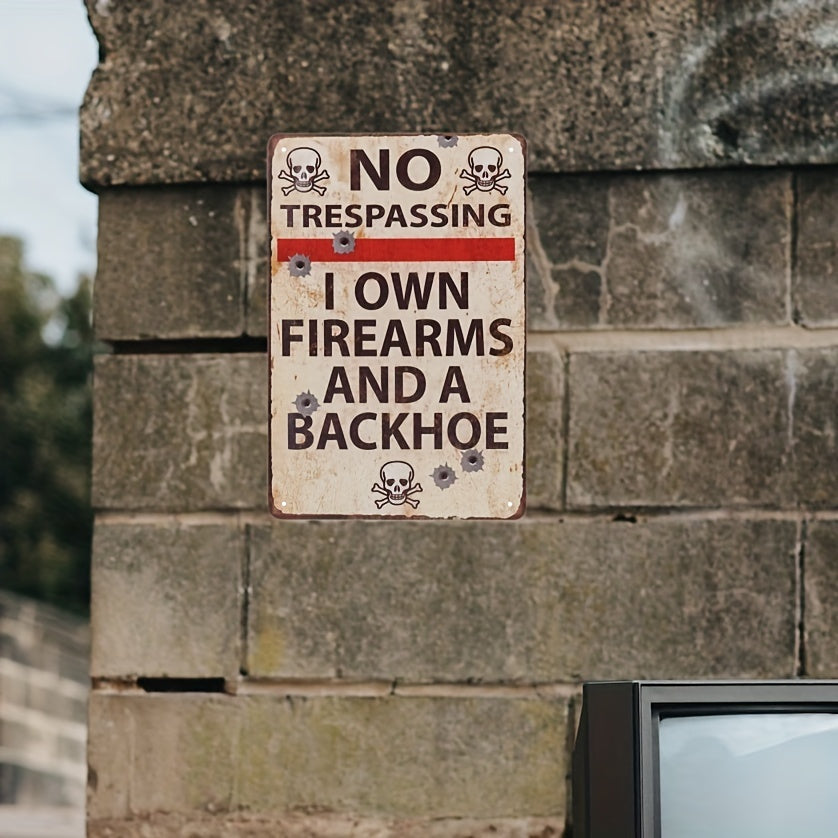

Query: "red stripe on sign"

xmin=276 ymin=237 xmax=516 ymax=262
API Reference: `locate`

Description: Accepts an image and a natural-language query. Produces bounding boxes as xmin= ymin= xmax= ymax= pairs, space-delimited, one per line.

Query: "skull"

xmin=287 ymin=147 xmax=321 ymax=192
xmin=380 ymin=461 xmax=414 ymax=505
xmin=468 ymin=146 xmax=503 ymax=191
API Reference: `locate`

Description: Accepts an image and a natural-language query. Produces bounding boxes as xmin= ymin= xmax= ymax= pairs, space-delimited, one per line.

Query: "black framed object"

xmin=572 ymin=680 xmax=838 ymax=838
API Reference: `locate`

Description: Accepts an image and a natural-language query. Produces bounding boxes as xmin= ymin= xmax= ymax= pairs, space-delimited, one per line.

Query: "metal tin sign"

xmin=268 ymin=133 xmax=526 ymax=519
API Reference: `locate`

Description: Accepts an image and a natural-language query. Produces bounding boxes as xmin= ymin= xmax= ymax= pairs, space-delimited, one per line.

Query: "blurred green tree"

xmin=0 ymin=236 xmax=93 ymax=615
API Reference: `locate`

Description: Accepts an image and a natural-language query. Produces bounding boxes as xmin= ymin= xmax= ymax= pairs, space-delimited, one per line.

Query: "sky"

xmin=0 ymin=0 xmax=98 ymax=295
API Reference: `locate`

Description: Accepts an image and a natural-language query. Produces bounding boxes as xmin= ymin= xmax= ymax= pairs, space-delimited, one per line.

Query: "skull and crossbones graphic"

xmin=460 ymin=146 xmax=511 ymax=196
xmin=371 ymin=461 xmax=423 ymax=509
xmin=277 ymin=147 xmax=330 ymax=196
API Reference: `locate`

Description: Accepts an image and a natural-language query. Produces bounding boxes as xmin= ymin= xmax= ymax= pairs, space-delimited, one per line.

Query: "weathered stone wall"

xmin=83 ymin=1 xmax=838 ymax=835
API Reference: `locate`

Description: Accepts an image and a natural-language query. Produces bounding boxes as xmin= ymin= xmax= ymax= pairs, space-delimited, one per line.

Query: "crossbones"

xmin=460 ymin=146 xmax=511 ymax=195
xmin=278 ymin=171 xmax=328 ymax=196
xmin=278 ymin=147 xmax=330 ymax=196
xmin=371 ymin=460 xmax=423 ymax=509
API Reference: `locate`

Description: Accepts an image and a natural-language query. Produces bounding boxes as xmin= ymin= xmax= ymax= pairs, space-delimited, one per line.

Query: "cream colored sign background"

xmin=269 ymin=134 xmax=526 ymax=518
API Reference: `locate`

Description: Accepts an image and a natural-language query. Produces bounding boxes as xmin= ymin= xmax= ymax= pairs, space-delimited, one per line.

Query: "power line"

xmin=0 ymin=81 xmax=79 ymax=110
xmin=0 ymin=109 xmax=77 ymax=123
xmin=0 ymin=1 xmax=81 ymax=10
xmin=0 ymin=81 xmax=81 ymax=123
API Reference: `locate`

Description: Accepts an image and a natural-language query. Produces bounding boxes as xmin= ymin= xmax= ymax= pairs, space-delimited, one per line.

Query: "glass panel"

xmin=659 ymin=713 xmax=838 ymax=838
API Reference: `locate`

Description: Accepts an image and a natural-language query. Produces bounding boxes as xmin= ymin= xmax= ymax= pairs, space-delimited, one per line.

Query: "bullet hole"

xmin=461 ymin=448 xmax=485 ymax=472
xmin=288 ymin=253 xmax=311 ymax=276
xmin=332 ymin=230 xmax=355 ymax=254
xmin=294 ymin=391 xmax=320 ymax=416
xmin=432 ymin=464 xmax=457 ymax=489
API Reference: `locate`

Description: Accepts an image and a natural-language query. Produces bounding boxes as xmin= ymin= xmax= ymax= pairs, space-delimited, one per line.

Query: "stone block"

xmin=93 ymin=354 xmax=267 ymax=510
xmin=88 ymin=693 xmax=239 ymax=820
xmin=525 ymin=349 xmax=564 ymax=510
xmin=527 ymin=176 xmax=609 ymax=331
xmin=88 ymin=692 xmax=568 ymax=820
xmin=91 ymin=520 xmax=244 ymax=679
xmin=244 ymin=189 xmax=269 ymax=337
xmin=247 ymin=517 xmax=796 ymax=682
xmin=528 ymin=170 xmax=790 ymax=330
xmin=804 ymin=521 xmax=838 ymax=678
xmin=793 ymin=170 xmax=838 ymax=326
xmin=95 ymin=184 xmax=268 ymax=340
xmin=95 ymin=186 xmax=249 ymax=340
xmin=80 ymin=1 xmax=838 ymax=185
xmin=87 ymin=695 xmax=134 ymax=817
xmin=567 ymin=350 xmax=792 ymax=508
xmin=790 ymin=349 xmax=838 ymax=506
